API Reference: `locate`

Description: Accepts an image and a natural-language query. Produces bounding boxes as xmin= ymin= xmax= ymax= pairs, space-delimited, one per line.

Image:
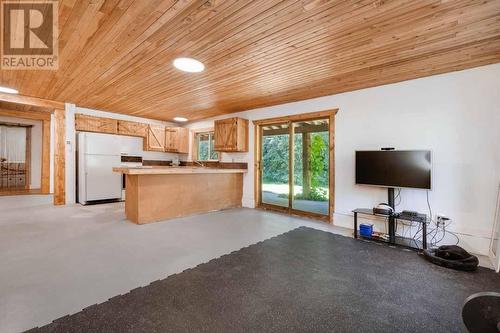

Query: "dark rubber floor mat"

xmin=27 ymin=227 xmax=500 ymax=332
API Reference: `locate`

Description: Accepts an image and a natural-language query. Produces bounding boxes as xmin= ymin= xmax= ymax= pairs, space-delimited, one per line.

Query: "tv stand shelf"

xmin=353 ymin=208 xmax=429 ymax=251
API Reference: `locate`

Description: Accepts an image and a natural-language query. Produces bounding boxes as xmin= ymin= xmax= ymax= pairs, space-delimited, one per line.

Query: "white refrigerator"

xmin=78 ymin=132 xmax=123 ymax=204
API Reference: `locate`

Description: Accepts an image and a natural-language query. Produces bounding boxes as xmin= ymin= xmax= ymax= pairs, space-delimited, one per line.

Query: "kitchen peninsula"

xmin=113 ymin=166 xmax=246 ymax=224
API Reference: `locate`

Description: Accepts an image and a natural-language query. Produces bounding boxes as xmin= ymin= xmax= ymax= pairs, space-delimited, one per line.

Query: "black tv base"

xmin=352 ymin=208 xmax=429 ymax=251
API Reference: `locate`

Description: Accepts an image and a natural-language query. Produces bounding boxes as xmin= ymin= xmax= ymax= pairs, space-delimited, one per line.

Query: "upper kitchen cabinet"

xmin=214 ymin=117 xmax=249 ymax=152
xmin=144 ymin=125 xmax=166 ymax=152
xmin=118 ymin=120 xmax=148 ymax=138
xmin=165 ymin=127 xmax=189 ymax=154
xmin=75 ymin=114 xmax=118 ymax=134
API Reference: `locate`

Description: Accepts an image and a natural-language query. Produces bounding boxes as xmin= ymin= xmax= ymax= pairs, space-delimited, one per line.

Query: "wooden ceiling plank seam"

xmin=95 ymin=0 xmax=368 ymax=94
xmin=109 ymin=10 xmax=496 ymax=111
xmin=75 ymin=0 xmax=295 ymax=101
xmin=81 ymin=0 xmax=414 ymax=103
xmin=38 ymin=0 xmax=109 ymax=98
xmin=47 ymin=0 xmax=180 ymax=98
xmin=86 ymin=0 xmax=446 ymax=101
xmin=53 ymin=0 xmax=229 ymax=100
xmin=41 ymin=0 xmax=137 ymax=96
xmin=122 ymin=13 xmax=500 ymax=101
xmin=134 ymin=38 xmax=500 ymax=118
xmin=36 ymin=0 xmax=476 ymax=101
xmin=45 ymin=0 xmax=141 ymax=98
xmin=60 ymin=0 xmax=346 ymax=102
xmin=63 ymin=0 xmax=257 ymax=101
xmin=18 ymin=2 xmax=55 ymax=97
xmin=196 ymin=40 xmax=500 ymax=114
xmin=3 ymin=0 xmax=500 ymax=121
xmin=30 ymin=0 xmax=103 ymax=97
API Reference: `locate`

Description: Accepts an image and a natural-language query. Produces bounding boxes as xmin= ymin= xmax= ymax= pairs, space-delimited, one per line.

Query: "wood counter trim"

xmin=113 ymin=167 xmax=247 ymax=175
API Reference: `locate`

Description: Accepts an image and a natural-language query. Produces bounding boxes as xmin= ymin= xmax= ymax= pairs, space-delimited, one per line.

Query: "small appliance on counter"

xmin=171 ymin=155 xmax=180 ymax=167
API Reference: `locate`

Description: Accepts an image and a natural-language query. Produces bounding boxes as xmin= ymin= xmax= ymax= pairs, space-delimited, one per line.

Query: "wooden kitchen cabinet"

xmin=118 ymin=120 xmax=148 ymax=137
xmin=144 ymin=125 xmax=166 ymax=152
xmin=165 ymin=127 xmax=189 ymax=153
xmin=75 ymin=114 xmax=118 ymax=134
xmin=214 ymin=117 xmax=248 ymax=152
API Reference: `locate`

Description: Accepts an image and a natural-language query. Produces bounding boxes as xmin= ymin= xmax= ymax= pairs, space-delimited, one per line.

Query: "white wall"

xmin=0 ymin=116 xmax=42 ymax=189
xmin=64 ymin=105 xmax=188 ymax=204
xmin=187 ymin=63 xmax=500 ymax=255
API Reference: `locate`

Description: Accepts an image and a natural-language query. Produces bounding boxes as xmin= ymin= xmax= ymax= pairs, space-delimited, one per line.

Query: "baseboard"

xmin=242 ymin=197 xmax=255 ymax=209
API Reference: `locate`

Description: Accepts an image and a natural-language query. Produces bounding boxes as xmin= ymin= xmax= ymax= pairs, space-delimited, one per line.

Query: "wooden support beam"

xmin=253 ymin=109 xmax=339 ymax=126
xmin=0 ymin=109 xmax=51 ymax=121
xmin=41 ymin=120 xmax=51 ymax=194
xmin=328 ymin=113 xmax=335 ymax=223
xmin=53 ymin=109 xmax=65 ymax=205
xmin=0 ymin=93 xmax=64 ymax=110
xmin=25 ymin=127 xmax=31 ymax=190
xmin=302 ymin=132 xmax=311 ymax=199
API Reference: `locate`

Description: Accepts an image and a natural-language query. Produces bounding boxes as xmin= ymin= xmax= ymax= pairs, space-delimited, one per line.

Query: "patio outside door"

xmin=257 ymin=112 xmax=334 ymax=221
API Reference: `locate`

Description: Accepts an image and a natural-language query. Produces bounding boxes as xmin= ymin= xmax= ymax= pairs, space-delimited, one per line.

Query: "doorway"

xmin=0 ymin=123 xmax=32 ymax=194
xmin=255 ymin=110 xmax=337 ymax=222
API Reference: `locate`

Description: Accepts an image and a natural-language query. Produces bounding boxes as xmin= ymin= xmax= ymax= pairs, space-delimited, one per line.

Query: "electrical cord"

xmin=426 ymin=190 xmax=432 ymax=223
xmin=394 ymin=189 xmax=402 ymax=208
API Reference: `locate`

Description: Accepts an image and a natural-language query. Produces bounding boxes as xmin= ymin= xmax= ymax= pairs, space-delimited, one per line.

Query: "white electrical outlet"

xmin=436 ymin=214 xmax=451 ymax=228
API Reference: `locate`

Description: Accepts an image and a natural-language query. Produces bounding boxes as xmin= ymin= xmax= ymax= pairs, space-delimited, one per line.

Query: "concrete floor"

xmin=0 ymin=195 xmax=350 ymax=333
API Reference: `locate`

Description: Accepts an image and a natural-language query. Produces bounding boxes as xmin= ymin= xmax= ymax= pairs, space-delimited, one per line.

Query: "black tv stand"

xmin=387 ymin=187 xmax=395 ymax=243
xmin=352 ymin=206 xmax=429 ymax=251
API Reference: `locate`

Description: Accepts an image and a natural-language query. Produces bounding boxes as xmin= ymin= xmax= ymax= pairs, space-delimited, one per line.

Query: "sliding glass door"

xmin=292 ymin=120 xmax=330 ymax=215
xmin=261 ymin=122 xmax=290 ymax=208
xmin=257 ymin=114 xmax=333 ymax=220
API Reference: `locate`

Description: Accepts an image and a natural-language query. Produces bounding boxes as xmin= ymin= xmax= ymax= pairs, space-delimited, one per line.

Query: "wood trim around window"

xmin=191 ymin=127 xmax=221 ymax=162
xmin=252 ymin=109 xmax=339 ymax=126
xmin=253 ymin=108 xmax=338 ymax=224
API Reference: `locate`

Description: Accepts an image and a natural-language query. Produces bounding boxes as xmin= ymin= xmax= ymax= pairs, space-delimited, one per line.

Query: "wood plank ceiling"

xmin=1 ymin=0 xmax=500 ymax=122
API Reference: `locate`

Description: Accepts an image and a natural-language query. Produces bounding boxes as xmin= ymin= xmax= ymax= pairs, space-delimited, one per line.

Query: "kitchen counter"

xmin=113 ymin=166 xmax=246 ymax=224
xmin=113 ymin=166 xmax=247 ymax=175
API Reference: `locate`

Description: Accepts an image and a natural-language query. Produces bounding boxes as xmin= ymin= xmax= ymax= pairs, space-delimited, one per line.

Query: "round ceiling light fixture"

xmin=173 ymin=57 xmax=205 ymax=73
xmin=0 ymin=86 xmax=19 ymax=94
xmin=173 ymin=117 xmax=188 ymax=122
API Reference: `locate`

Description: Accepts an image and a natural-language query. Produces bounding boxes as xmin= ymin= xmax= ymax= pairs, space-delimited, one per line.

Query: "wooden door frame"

xmin=253 ymin=109 xmax=338 ymax=223
xmin=0 ymin=93 xmax=66 ymax=205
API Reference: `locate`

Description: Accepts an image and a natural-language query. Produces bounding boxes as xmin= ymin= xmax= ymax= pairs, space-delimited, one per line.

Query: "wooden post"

xmin=53 ymin=108 xmax=65 ymax=205
xmin=288 ymin=122 xmax=294 ymax=210
xmin=328 ymin=113 xmax=336 ymax=223
xmin=25 ymin=127 xmax=31 ymax=190
xmin=302 ymin=132 xmax=311 ymax=199
xmin=41 ymin=120 xmax=51 ymax=194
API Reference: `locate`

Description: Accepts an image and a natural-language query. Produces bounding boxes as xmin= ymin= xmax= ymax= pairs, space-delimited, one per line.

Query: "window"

xmin=195 ymin=132 xmax=219 ymax=161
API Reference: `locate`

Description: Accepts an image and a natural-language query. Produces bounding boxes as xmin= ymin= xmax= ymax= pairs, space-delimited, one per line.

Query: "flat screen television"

xmin=355 ymin=150 xmax=432 ymax=190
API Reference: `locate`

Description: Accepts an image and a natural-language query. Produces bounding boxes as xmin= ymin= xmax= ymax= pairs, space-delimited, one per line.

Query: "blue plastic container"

xmin=359 ymin=223 xmax=373 ymax=237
